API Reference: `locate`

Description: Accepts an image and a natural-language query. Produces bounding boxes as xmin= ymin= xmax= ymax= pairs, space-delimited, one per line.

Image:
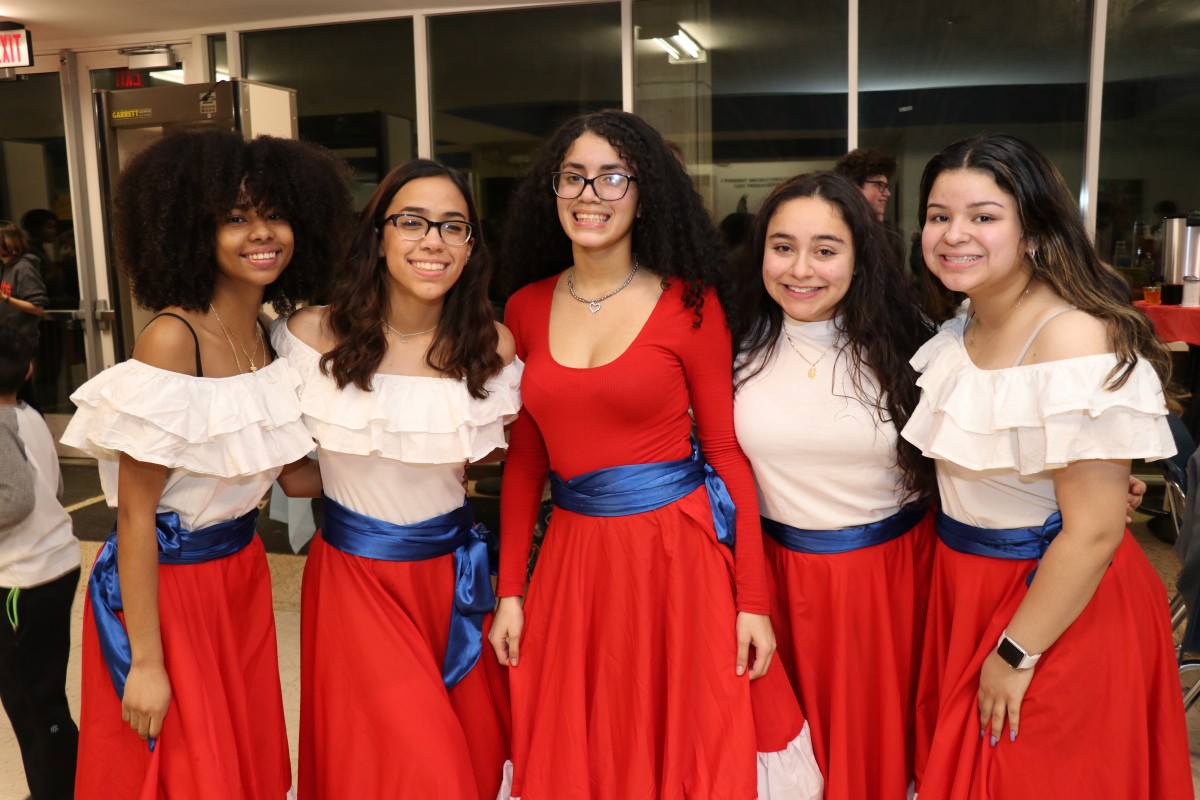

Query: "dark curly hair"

xmin=113 ymin=127 xmax=353 ymax=314
xmin=731 ymin=171 xmax=936 ymax=504
xmin=320 ymin=159 xmax=503 ymax=399
xmin=834 ymin=148 xmax=897 ymax=186
xmin=0 ymin=318 xmax=35 ymax=394
xmin=918 ymin=133 xmax=1179 ymax=407
xmin=499 ymin=109 xmax=729 ymax=325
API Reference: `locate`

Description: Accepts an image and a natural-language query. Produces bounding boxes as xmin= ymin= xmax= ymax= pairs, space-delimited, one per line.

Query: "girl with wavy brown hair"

xmin=904 ymin=133 xmax=1190 ymax=799
xmin=274 ymin=158 xmax=519 ymax=799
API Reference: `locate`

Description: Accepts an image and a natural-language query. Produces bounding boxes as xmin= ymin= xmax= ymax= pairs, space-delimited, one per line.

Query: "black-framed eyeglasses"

xmin=551 ymin=171 xmax=638 ymax=201
xmin=382 ymin=213 xmax=473 ymax=246
xmin=862 ymin=179 xmax=891 ymax=194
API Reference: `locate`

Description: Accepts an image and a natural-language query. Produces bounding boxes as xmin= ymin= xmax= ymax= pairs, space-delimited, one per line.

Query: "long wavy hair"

xmin=918 ymin=133 xmax=1178 ymax=405
xmin=321 ymin=159 xmax=502 ymax=398
xmin=499 ymin=109 xmax=728 ymax=325
xmin=731 ymin=171 xmax=936 ymax=503
xmin=113 ymin=128 xmax=352 ymax=314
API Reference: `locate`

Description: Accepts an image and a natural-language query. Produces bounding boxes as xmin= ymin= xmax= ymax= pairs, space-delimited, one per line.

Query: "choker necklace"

xmin=567 ymin=255 xmax=639 ymax=314
xmin=384 ymin=321 xmax=437 ymax=344
xmin=210 ymin=303 xmax=263 ymax=374
xmin=967 ymin=278 xmax=1034 ymax=350
xmin=784 ymin=330 xmax=841 ymax=380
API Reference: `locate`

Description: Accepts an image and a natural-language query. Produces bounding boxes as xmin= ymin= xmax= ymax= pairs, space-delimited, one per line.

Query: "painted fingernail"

xmin=736 ymin=665 xmax=746 ymax=676
xmin=1010 ymin=731 xmax=1017 ymax=742
xmin=990 ymin=735 xmax=997 ymax=747
xmin=980 ymin=728 xmax=985 ymax=739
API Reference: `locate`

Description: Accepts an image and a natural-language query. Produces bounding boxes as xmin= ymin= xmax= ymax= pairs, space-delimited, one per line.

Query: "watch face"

xmin=997 ymin=637 xmax=1025 ymax=668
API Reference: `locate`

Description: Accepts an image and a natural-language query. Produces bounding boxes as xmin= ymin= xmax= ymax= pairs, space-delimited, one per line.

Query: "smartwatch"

xmin=996 ymin=630 xmax=1042 ymax=670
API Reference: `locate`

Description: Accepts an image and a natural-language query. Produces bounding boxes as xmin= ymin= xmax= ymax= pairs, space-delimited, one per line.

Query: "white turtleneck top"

xmin=735 ymin=316 xmax=908 ymax=531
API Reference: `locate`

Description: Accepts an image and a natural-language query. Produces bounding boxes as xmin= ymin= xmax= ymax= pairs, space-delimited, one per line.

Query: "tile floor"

xmin=2 ymin=516 xmax=1199 ymax=798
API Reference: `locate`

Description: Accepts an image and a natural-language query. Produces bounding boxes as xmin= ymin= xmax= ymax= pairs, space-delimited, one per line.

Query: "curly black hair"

xmin=113 ymin=127 xmax=353 ymax=314
xmin=0 ymin=317 xmax=35 ymax=394
xmin=499 ymin=110 xmax=729 ymax=324
xmin=731 ymin=170 xmax=936 ymax=504
xmin=321 ymin=159 xmax=503 ymax=399
xmin=834 ymin=148 xmax=897 ymax=186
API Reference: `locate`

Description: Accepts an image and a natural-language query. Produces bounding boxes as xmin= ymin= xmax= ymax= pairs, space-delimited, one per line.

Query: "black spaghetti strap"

xmin=148 ymin=312 xmax=204 ymax=377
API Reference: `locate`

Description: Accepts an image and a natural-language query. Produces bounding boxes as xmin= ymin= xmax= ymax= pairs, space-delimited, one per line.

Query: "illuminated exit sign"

xmin=0 ymin=29 xmax=33 ymax=68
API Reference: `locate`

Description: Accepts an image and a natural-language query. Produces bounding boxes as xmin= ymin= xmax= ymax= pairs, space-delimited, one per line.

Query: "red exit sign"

xmin=0 ymin=29 xmax=32 ymax=69
xmin=114 ymin=68 xmax=148 ymax=89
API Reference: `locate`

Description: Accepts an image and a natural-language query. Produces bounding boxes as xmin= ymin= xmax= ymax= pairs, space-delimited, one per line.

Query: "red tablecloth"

xmin=1134 ymin=301 xmax=1200 ymax=347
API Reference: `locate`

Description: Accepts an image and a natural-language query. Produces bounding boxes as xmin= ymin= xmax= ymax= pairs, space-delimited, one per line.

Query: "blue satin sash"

xmin=762 ymin=504 xmax=927 ymax=555
xmin=88 ymin=509 xmax=259 ymax=703
xmin=548 ymin=440 xmax=736 ymax=549
xmin=319 ymin=495 xmax=494 ymax=690
xmin=936 ymin=509 xmax=1064 ymax=585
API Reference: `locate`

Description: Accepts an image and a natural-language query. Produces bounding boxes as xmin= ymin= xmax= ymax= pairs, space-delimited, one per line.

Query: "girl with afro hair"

xmin=489 ymin=109 xmax=821 ymax=799
xmin=63 ymin=127 xmax=352 ymax=799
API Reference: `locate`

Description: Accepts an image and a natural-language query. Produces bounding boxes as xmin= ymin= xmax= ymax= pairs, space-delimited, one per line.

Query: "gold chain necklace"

xmin=967 ymin=279 xmax=1034 ymax=350
xmin=210 ymin=303 xmax=263 ymax=374
xmin=383 ymin=321 xmax=438 ymax=344
xmin=784 ymin=330 xmax=841 ymax=380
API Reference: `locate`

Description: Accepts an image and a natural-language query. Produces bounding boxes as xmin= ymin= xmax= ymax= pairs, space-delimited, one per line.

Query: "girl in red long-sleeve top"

xmin=489 ymin=110 xmax=822 ymax=800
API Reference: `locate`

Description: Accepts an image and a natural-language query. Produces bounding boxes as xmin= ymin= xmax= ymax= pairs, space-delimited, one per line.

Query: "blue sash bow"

xmin=320 ymin=495 xmax=494 ymax=690
xmin=88 ymin=509 xmax=259 ymax=703
xmin=762 ymin=504 xmax=926 ymax=555
xmin=936 ymin=509 xmax=1064 ymax=585
xmin=548 ymin=440 xmax=736 ymax=549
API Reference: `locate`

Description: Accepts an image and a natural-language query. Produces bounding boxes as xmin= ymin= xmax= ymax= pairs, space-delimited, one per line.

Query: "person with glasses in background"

xmin=834 ymin=148 xmax=896 ymax=224
xmin=274 ymin=159 xmax=519 ymax=800
xmin=490 ymin=109 xmax=822 ymax=799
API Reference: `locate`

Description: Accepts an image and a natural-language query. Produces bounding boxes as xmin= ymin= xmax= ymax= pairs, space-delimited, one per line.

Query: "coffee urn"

xmin=1161 ymin=214 xmax=1200 ymax=305
xmin=1186 ymin=215 xmax=1200 ymax=307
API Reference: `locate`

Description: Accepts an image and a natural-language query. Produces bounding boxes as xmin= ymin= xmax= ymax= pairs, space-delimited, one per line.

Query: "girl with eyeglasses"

xmin=490 ymin=109 xmax=822 ymax=799
xmin=903 ymin=133 xmax=1191 ymax=798
xmin=273 ymin=159 xmax=519 ymax=799
xmin=730 ymin=171 xmax=937 ymax=800
xmin=64 ymin=128 xmax=352 ymax=799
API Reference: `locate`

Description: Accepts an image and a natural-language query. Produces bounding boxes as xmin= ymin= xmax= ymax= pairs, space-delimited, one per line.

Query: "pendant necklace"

xmin=784 ymin=330 xmax=840 ymax=380
xmin=384 ymin=321 xmax=438 ymax=344
xmin=210 ymin=303 xmax=263 ymax=374
xmin=967 ymin=278 xmax=1034 ymax=350
xmin=567 ymin=255 xmax=639 ymax=314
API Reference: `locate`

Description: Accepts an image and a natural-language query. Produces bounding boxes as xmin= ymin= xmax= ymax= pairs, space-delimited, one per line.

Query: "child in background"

xmin=0 ymin=319 xmax=81 ymax=798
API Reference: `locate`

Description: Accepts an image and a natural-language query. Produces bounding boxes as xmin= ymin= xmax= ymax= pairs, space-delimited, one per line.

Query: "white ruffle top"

xmin=272 ymin=319 xmax=523 ymax=526
xmin=735 ymin=317 xmax=908 ymax=530
xmin=901 ymin=312 xmax=1175 ymax=529
xmin=61 ymin=358 xmax=315 ymax=530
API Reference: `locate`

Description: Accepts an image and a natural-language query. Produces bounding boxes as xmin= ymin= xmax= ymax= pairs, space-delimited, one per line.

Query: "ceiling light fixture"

xmin=648 ymin=26 xmax=707 ymax=65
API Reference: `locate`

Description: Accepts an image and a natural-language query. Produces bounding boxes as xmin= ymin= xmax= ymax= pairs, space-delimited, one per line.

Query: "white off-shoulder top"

xmin=901 ymin=311 xmax=1175 ymax=529
xmin=62 ymin=358 xmax=315 ymax=531
xmin=271 ymin=319 xmax=522 ymax=526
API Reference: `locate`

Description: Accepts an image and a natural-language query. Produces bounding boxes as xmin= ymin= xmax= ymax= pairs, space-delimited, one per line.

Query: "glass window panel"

xmin=1100 ymin=1 xmax=1200 ymax=288
xmin=429 ymin=4 xmax=622 ymax=230
xmin=243 ymin=19 xmax=417 ymax=205
xmin=210 ymin=34 xmax=228 ymax=81
xmin=858 ymin=0 xmax=1091 ymax=256
xmin=0 ymin=72 xmax=86 ymax=412
xmin=635 ymin=0 xmax=848 ymax=229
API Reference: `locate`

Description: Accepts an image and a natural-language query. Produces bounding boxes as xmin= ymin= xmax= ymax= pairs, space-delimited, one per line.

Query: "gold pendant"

xmin=807 ymin=367 xmax=817 ymax=380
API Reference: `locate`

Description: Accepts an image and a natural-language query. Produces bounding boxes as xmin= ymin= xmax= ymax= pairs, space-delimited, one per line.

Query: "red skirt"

xmin=509 ymin=487 xmax=763 ymax=800
xmin=914 ymin=531 xmax=1192 ymax=799
xmin=764 ymin=511 xmax=936 ymax=800
xmin=299 ymin=533 xmax=510 ymax=800
xmin=75 ymin=536 xmax=291 ymax=800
